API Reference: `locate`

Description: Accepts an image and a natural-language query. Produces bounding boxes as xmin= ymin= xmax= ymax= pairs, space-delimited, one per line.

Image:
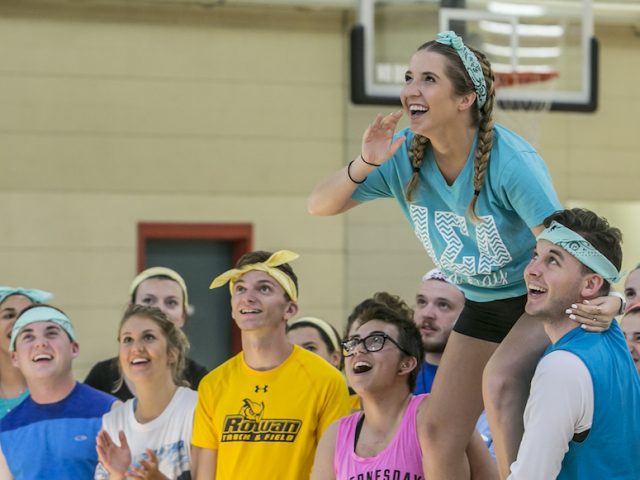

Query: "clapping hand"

xmin=127 ymin=449 xmax=169 ymax=480
xmin=96 ymin=430 xmax=132 ymax=480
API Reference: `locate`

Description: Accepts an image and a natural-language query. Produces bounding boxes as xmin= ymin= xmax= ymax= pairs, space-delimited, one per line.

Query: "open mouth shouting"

xmin=32 ymin=353 xmax=53 ymax=363
xmin=527 ymin=283 xmax=547 ymax=300
xmin=352 ymin=361 xmax=373 ymax=375
xmin=408 ymin=104 xmax=429 ymax=120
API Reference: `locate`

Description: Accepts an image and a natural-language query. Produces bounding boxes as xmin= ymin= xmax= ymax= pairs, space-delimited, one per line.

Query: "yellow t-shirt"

xmin=192 ymin=345 xmax=351 ymax=479
xmin=348 ymin=392 xmax=361 ymax=412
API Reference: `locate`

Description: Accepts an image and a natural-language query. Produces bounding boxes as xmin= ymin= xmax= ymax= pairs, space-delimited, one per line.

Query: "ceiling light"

xmin=488 ymin=2 xmax=546 ymax=17
xmin=483 ymin=43 xmax=561 ymax=58
xmin=479 ymin=20 xmax=564 ymax=37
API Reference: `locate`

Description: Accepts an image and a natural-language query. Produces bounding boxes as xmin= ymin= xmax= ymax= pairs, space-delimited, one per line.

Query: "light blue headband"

xmin=422 ymin=268 xmax=462 ymax=292
xmin=436 ymin=31 xmax=487 ymax=109
xmin=0 ymin=287 xmax=53 ymax=306
xmin=10 ymin=306 xmax=76 ymax=352
xmin=537 ymin=221 xmax=623 ymax=283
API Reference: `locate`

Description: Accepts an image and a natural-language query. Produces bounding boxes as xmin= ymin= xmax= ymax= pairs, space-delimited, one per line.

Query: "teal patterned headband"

xmin=537 ymin=221 xmax=623 ymax=283
xmin=0 ymin=287 xmax=53 ymax=305
xmin=10 ymin=305 xmax=76 ymax=352
xmin=436 ymin=31 xmax=487 ymax=109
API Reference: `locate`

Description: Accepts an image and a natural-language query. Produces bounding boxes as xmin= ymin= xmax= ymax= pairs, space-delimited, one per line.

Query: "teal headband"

xmin=436 ymin=31 xmax=487 ymax=109
xmin=537 ymin=221 xmax=623 ymax=283
xmin=10 ymin=306 xmax=76 ymax=352
xmin=0 ymin=287 xmax=53 ymax=306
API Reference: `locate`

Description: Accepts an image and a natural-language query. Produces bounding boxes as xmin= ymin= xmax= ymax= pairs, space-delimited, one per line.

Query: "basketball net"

xmin=493 ymin=71 xmax=558 ymax=148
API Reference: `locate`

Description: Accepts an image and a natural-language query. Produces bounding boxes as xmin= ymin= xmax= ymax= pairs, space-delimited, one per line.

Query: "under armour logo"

xmin=254 ymin=385 xmax=268 ymax=393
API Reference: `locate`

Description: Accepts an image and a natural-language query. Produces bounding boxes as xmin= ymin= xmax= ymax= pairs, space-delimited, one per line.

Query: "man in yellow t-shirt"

xmin=192 ymin=250 xmax=351 ymax=480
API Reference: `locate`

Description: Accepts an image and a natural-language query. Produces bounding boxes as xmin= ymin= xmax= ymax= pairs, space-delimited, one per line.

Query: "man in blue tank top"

xmin=0 ymin=305 xmax=117 ymax=479
xmin=508 ymin=208 xmax=640 ymax=479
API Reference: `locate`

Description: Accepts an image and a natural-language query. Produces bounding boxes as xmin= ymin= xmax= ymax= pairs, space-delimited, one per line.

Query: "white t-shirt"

xmin=508 ymin=350 xmax=594 ymax=480
xmin=95 ymin=386 xmax=197 ymax=480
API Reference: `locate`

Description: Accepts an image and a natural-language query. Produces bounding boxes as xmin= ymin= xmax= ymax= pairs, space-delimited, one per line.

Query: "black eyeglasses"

xmin=341 ymin=332 xmax=410 ymax=357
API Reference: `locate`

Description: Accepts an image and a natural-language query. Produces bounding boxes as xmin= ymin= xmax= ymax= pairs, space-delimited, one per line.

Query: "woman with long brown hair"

xmin=308 ymin=31 xmax=622 ymax=478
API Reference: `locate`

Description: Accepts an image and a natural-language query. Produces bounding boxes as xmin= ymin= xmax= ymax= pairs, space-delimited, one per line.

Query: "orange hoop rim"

xmin=495 ymin=71 xmax=559 ymax=88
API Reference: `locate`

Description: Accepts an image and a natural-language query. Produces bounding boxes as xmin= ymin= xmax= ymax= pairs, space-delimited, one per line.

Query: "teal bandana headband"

xmin=537 ymin=221 xmax=623 ymax=283
xmin=0 ymin=287 xmax=53 ymax=306
xmin=436 ymin=31 xmax=487 ymax=109
xmin=10 ymin=306 xmax=76 ymax=352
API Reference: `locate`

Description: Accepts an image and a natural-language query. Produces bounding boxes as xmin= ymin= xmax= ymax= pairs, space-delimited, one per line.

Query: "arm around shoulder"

xmin=311 ymin=421 xmax=339 ymax=480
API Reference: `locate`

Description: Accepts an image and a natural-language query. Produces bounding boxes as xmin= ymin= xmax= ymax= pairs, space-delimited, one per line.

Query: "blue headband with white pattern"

xmin=436 ymin=31 xmax=487 ymax=109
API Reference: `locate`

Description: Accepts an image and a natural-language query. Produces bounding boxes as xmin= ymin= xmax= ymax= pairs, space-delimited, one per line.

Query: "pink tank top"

xmin=334 ymin=394 xmax=426 ymax=480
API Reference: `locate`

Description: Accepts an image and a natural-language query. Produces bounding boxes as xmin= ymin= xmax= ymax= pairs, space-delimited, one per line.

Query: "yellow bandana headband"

xmin=209 ymin=250 xmax=299 ymax=302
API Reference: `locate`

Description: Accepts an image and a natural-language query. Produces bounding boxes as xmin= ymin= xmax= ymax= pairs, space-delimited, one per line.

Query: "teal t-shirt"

xmin=0 ymin=391 xmax=28 ymax=419
xmin=353 ymin=124 xmax=561 ymax=302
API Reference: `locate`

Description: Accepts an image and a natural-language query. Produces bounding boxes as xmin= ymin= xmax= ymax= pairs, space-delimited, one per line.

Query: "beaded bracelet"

xmin=347 ymin=160 xmax=366 ymax=184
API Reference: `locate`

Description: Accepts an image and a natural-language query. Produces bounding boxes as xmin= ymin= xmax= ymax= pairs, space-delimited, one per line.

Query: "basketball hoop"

xmin=494 ymin=71 xmax=559 ymax=88
xmin=494 ymin=70 xmax=559 ymax=148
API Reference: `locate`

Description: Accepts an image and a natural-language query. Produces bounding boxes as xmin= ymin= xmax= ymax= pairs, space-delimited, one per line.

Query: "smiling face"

xmin=134 ymin=278 xmax=186 ymax=328
xmin=231 ymin=270 xmax=298 ymax=333
xmin=624 ymin=269 xmax=640 ymax=307
xmin=118 ymin=314 xmax=174 ymax=386
xmin=287 ymin=326 xmax=340 ymax=368
xmin=400 ymin=49 xmax=475 ymax=137
xmin=11 ymin=321 xmax=79 ymax=382
xmin=344 ymin=320 xmax=411 ymax=395
xmin=0 ymin=295 xmax=34 ymax=355
xmin=622 ymin=311 xmax=640 ymax=376
xmin=524 ymin=240 xmax=591 ymax=320
xmin=414 ymin=280 xmax=464 ymax=354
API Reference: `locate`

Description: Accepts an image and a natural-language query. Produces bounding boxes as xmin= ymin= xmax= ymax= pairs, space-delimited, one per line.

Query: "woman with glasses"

xmin=311 ymin=303 xmax=494 ymax=479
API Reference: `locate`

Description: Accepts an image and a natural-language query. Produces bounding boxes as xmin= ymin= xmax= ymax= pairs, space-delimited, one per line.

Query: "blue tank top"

xmin=545 ymin=323 xmax=640 ymax=479
xmin=413 ymin=361 xmax=438 ymax=395
xmin=0 ymin=382 xmax=116 ymax=479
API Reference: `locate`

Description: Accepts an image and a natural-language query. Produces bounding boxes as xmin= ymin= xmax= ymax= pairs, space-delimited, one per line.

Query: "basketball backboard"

xmin=351 ymin=0 xmax=598 ymax=112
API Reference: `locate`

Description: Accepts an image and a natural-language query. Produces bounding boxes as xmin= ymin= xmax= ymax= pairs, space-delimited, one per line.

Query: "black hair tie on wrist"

xmin=360 ymin=154 xmax=381 ymax=167
xmin=347 ymin=160 xmax=366 ymax=184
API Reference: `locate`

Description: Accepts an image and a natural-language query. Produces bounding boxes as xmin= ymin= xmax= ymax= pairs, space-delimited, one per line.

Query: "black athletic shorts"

xmin=453 ymin=294 xmax=528 ymax=343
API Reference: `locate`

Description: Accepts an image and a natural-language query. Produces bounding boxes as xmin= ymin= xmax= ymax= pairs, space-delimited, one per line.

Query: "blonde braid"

xmin=405 ymin=134 xmax=430 ymax=202
xmin=467 ymin=51 xmax=496 ymax=223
